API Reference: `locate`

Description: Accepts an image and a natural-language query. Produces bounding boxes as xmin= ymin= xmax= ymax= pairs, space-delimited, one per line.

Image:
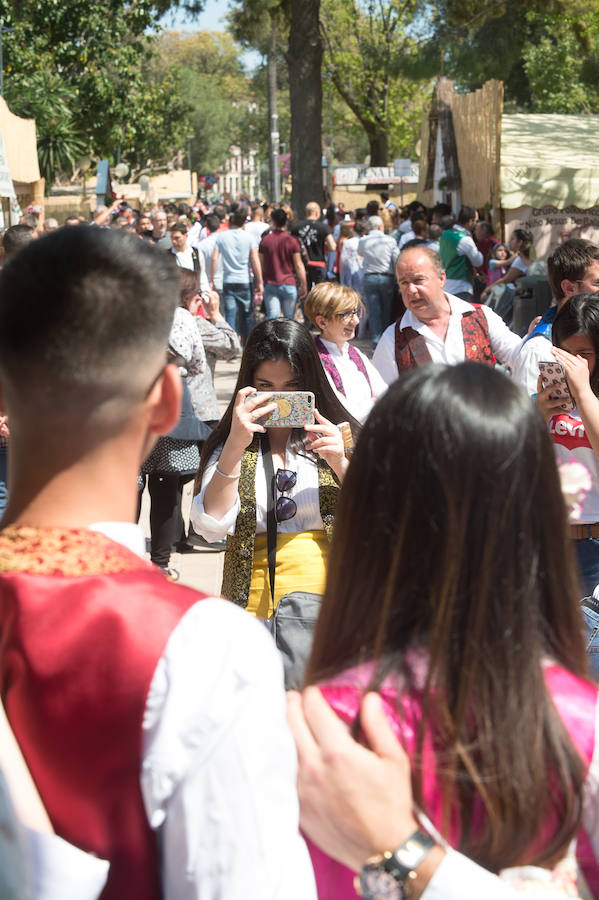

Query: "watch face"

xmin=359 ymin=868 xmax=402 ymax=900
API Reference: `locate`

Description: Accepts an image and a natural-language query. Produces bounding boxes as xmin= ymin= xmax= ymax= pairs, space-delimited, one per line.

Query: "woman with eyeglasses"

xmin=305 ymin=283 xmax=387 ymax=423
xmin=191 ymin=318 xmax=361 ymax=619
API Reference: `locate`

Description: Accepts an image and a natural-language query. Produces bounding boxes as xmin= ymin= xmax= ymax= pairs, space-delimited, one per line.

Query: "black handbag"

xmin=261 ymin=433 xmax=321 ymax=690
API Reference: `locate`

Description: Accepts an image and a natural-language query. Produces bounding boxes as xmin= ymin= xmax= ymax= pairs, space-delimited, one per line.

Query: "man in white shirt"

xmin=245 ymin=204 xmax=269 ymax=242
xmin=358 ymin=215 xmax=399 ymax=347
xmin=512 ymin=238 xmax=599 ymax=394
xmin=0 ymin=227 xmax=315 ymax=900
xmin=373 ymin=247 xmax=521 ymax=385
xmin=438 ymin=207 xmax=483 ymax=298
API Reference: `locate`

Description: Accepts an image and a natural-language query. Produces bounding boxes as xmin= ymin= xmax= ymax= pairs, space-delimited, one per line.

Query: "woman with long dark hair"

xmin=191 ymin=318 xmax=360 ymax=619
xmin=303 ymin=363 xmax=598 ymax=896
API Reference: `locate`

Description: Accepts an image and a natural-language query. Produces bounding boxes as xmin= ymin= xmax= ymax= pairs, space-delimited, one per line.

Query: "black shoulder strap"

xmin=260 ymin=432 xmax=277 ymax=608
xmin=191 ymin=247 xmax=200 ymax=271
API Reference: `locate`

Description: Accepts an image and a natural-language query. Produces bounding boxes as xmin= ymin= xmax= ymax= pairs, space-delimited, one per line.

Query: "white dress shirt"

xmin=444 ymin=226 xmax=484 ymax=296
xmin=171 ymin=246 xmax=211 ymax=295
xmin=191 ymin=443 xmax=325 ymax=542
xmin=87 ymin=523 xmax=317 ymax=900
xmin=318 ymin=338 xmax=387 ymax=423
xmin=372 ymin=294 xmax=522 ymax=386
xmin=512 ymin=331 xmax=554 ymax=395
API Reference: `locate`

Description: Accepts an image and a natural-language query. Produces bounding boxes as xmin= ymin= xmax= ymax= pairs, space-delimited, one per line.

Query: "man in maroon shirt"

xmin=259 ymin=208 xmax=307 ymax=319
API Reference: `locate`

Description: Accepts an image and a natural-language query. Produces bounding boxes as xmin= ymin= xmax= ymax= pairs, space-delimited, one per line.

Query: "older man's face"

xmin=152 ymin=212 xmax=167 ymax=237
xmin=396 ymin=250 xmax=448 ymax=322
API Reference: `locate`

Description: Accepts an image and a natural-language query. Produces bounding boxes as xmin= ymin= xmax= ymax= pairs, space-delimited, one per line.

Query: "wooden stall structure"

xmin=418 ymin=78 xmax=599 ymax=257
xmin=0 ymin=97 xmax=43 ymax=225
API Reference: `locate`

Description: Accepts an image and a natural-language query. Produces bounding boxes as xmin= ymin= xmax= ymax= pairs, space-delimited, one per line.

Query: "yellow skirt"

xmin=247 ymin=530 xmax=329 ymax=620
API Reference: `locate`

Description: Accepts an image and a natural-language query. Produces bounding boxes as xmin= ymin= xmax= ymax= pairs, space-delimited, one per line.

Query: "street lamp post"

xmin=187 ymin=135 xmax=194 ymax=196
xmin=0 ymin=26 xmax=15 ymax=97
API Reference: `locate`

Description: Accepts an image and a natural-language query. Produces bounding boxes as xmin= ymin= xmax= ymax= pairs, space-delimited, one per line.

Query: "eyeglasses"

xmin=335 ymin=308 xmax=361 ymax=322
xmin=275 ymin=468 xmax=297 ymax=523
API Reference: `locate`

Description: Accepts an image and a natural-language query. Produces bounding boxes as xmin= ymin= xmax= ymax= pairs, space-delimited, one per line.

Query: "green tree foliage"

xmin=153 ymin=30 xmax=263 ymax=175
xmin=0 ymin=0 xmax=197 ymax=185
xmin=321 ymin=0 xmax=432 ymax=165
xmin=426 ymin=0 xmax=599 ymax=112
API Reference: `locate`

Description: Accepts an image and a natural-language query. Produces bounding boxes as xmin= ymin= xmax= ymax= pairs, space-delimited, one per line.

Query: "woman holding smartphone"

xmin=191 ymin=319 xmax=360 ymax=619
xmin=536 ymin=293 xmax=599 ymax=599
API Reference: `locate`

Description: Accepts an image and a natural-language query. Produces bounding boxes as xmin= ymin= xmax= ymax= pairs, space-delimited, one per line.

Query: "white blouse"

xmin=318 ymin=337 xmax=387 ymax=424
xmin=190 ymin=442 xmax=326 ymax=543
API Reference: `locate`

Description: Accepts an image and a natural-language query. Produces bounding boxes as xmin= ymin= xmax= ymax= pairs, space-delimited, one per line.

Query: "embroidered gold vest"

xmin=220 ymin=436 xmax=338 ymax=607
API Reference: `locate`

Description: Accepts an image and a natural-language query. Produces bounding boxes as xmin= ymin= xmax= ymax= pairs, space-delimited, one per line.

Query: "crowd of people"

xmin=2 ymin=191 xmax=599 ymax=900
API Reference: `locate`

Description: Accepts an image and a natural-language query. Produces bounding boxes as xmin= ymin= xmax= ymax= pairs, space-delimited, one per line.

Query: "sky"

xmin=159 ymin=0 xmax=262 ymax=70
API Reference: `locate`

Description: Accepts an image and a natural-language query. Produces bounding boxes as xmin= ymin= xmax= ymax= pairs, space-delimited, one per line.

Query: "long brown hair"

xmin=306 ymin=363 xmax=587 ymax=871
xmin=196 ymin=318 xmax=360 ymax=486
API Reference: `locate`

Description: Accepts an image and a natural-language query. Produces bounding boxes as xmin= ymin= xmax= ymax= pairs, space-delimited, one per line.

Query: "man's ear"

xmin=439 ymin=269 xmax=447 ymax=288
xmin=146 ymin=363 xmax=182 ymax=436
xmin=561 ymin=278 xmax=578 ymax=299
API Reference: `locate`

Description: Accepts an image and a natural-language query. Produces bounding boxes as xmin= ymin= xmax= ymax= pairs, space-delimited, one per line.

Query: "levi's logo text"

xmin=549 ymin=415 xmax=592 ymax=451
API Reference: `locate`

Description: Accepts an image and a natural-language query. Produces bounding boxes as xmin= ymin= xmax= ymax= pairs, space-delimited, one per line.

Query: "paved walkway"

xmin=139 ymin=335 xmax=375 ymax=596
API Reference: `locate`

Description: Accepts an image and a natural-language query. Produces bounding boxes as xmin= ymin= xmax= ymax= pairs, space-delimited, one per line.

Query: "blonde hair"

xmin=304 ymin=282 xmax=363 ymax=329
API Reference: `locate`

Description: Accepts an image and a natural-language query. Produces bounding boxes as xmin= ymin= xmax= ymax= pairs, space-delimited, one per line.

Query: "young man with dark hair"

xmin=513 ymin=238 xmax=599 ymax=393
xmin=438 ymin=205 xmax=483 ymax=299
xmin=259 ymin=207 xmax=307 ymax=318
xmin=0 ymin=227 xmax=314 ymax=899
xmin=2 ymin=225 xmax=34 ymax=258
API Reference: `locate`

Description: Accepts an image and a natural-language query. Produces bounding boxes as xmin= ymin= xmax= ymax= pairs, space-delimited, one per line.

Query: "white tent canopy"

xmin=501 ymin=114 xmax=599 ymax=209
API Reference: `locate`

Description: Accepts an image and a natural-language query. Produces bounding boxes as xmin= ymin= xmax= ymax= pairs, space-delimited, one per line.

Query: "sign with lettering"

xmin=333 ymin=164 xmax=419 ymax=186
xmin=505 ymin=205 xmax=599 ymax=259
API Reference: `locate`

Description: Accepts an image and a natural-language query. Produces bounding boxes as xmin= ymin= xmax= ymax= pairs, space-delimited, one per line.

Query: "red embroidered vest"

xmin=0 ymin=526 xmax=203 ymax=900
xmin=394 ymin=305 xmax=494 ymax=373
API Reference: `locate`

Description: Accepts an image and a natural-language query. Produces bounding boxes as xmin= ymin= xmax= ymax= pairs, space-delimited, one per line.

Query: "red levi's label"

xmin=549 ymin=414 xmax=592 ymax=451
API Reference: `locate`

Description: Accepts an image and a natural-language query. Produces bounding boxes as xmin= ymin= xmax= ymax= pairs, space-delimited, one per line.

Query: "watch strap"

xmin=355 ymin=829 xmax=436 ymax=899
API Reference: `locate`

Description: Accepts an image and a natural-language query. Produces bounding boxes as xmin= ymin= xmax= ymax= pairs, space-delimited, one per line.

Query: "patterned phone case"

xmin=539 ymin=362 xmax=575 ymax=412
xmin=253 ymin=391 xmax=315 ymax=428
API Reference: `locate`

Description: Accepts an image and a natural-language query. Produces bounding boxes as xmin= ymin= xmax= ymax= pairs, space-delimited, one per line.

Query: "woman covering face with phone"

xmin=536 ymin=293 xmax=599 ymax=604
xmin=191 ymin=318 xmax=360 ymax=619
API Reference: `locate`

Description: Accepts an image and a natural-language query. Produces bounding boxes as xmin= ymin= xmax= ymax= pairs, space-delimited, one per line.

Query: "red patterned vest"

xmin=394 ymin=305 xmax=494 ymax=373
xmin=0 ymin=526 xmax=203 ymax=900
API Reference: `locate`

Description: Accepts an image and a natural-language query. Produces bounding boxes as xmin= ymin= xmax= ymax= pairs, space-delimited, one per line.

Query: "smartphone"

xmin=539 ymin=361 xmax=575 ymax=412
xmin=250 ymin=391 xmax=315 ymax=428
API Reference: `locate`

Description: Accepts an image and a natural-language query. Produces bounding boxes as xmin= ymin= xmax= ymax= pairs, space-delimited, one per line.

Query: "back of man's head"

xmin=231 ymin=206 xmax=249 ymax=228
xmin=213 ymin=204 xmax=227 ymax=222
xmin=368 ymin=215 xmax=383 ymax=230
xmin=0 ymin=228 xmax=179 ymax=416
xmin=366 ymin=200 xmax=380 ymax=218
xmin=440 ymin=214 xmax=456 ymax=232
xmin=205 ymin=214 xmax=219 ymax=234
xmin=271 ymin=208 xmax=287 ymax=229
xmin=548 ymin=239 xmax=599 ymax=300
xmin=305 ymin=202 xmax=321 ymax=219
xmin=2 ymin=225 xmax=34 ymax=259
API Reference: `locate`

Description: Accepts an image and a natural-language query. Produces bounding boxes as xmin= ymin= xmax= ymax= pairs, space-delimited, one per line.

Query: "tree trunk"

xmin=286 ymin=0 xmax=324 ymax=214
xmin=368 ymin=130 xmax=389 ymax=167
